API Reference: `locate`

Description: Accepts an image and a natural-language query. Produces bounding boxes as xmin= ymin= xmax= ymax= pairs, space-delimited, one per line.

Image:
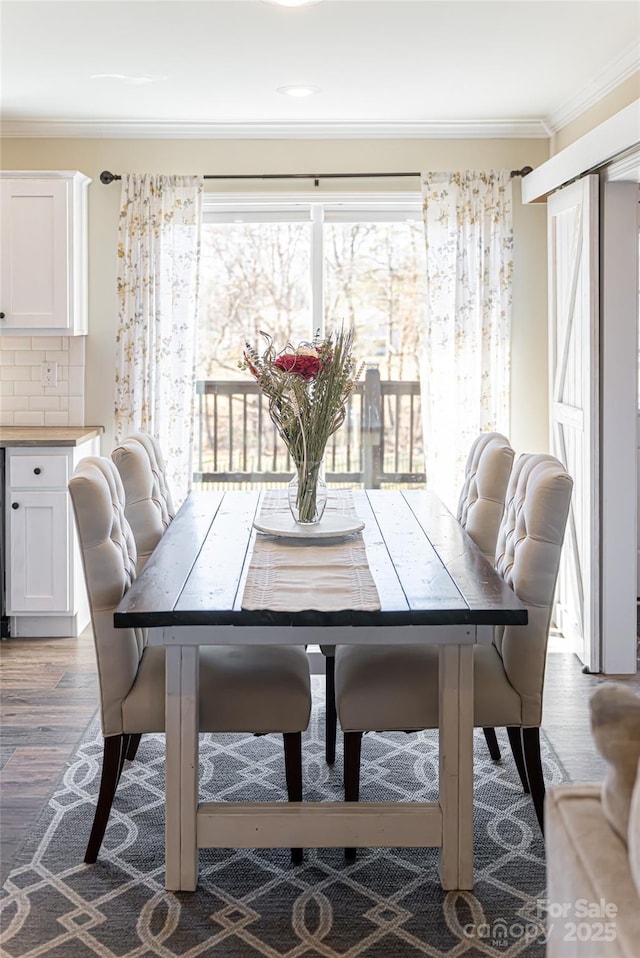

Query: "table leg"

xmin=165 ymin=641 xmax=199 ymax=891
xmin=438 ymin=644 xmax=474 ymax=890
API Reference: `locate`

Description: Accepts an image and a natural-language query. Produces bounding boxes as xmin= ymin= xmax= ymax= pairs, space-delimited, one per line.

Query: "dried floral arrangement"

xmin=241 ymin=327 xmax=362 ymax=520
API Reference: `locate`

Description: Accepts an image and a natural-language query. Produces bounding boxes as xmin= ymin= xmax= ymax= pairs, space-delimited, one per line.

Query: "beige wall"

xmin=552 ymin=71 xmax=640 ymax=154
xmin=1 ymin=136 xmax=550 ymax=459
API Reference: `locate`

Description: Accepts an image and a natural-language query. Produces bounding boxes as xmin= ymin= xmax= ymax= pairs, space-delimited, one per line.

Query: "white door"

xmin=7 ymin=491 xmax=70 ymax=613
xmin=548 ymin=175 xmax=599 ymax=670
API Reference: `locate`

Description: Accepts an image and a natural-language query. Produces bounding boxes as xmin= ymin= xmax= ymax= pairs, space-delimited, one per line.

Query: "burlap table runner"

xmin=241 ymin=490 xmax=381 ymax=612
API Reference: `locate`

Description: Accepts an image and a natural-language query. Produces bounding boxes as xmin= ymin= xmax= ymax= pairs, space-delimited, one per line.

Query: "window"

xmin=195 ymin=194 xmax=427 ymax=488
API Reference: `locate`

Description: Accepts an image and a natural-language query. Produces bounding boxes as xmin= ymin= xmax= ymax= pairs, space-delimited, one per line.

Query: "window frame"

xmin=202 ymin=190 xmax=424 ymax=336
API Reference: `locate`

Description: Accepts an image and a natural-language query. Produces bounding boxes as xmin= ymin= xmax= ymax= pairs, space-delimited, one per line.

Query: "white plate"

xmin=253 ymin=513 xmax=365 ymax=539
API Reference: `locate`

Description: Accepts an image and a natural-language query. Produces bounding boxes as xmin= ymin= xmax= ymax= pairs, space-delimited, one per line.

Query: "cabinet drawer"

xmin=9 ymin=454 xmax=69 ymax=488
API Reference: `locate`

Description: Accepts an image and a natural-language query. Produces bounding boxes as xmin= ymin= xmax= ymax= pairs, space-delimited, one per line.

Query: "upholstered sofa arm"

xmin=545 ymin=783 xmax=640 ymax=957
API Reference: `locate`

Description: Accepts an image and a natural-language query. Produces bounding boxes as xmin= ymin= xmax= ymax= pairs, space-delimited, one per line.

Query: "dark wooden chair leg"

xmin=126 ymin=733 xmax=142 ymax=761
xmin=325 ymin=654 xmax=337 ymax=765
xmin=283 ymin=732 xmax=303 ymax=864
xmin=117 ymin=734 xmax=130 ymax=785
xmin=483 ymin=727 xmax=501 ymax=760
xmin=344 ymin=731 xmax=363 ymax=862
xmin=507 ymin=726 xmax=530 ymax=794
xmin=85 ymin=734 xmax=125 ymax=864
xmin=521 ymin=726 xmax=545 ymax=833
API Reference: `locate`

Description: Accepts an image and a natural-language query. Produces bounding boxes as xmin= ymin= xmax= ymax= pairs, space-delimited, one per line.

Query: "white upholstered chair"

xmin=69 ymin=457 xmax=311 ymax=864
xmin=456 ymin=432 xmax=515 ymax=563
xmin=457 ymin=432 xmax=516 ymax=761
xmin=111 ymin=433 xmax=176 ymax=572
xmin=334 ymin=453 xmax=572 ymax=846
xmin=323 ymin=432 xmax=515 ymax=767
xmin=110 ymin=434 xmax=177 ymax=762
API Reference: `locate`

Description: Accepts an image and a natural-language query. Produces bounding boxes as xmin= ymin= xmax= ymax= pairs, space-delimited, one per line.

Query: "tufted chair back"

xmin=457 ymin=432 xmax=515 ymax=564
xmin=111 ymin=434 xmax=176 ymax=571
xmin=494 ymin=453 xmax=573 ymax=726
xmin=69 ymin=457 xmax=147 ymax=737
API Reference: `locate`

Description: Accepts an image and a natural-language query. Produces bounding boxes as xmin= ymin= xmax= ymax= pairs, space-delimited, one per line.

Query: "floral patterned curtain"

xmin=115 ymin=174 xmax=203 ymax=504
xmin=420 ymin=171 xmax=513 ymax=509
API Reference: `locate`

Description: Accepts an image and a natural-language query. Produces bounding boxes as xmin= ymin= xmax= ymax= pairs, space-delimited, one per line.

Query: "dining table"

xmin=114 ymin=487 xmax=527 ymax=893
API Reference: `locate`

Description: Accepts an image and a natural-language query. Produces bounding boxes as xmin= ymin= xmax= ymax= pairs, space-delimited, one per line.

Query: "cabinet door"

xmin=0 ymin=178 xmax=70 ymax=330
xmin=7 ymin=491 xmax=70 ymax=612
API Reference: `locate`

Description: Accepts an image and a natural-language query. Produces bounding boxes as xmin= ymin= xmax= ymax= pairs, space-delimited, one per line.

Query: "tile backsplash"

xmin=0 ymin=336 xmax=85 ymax=426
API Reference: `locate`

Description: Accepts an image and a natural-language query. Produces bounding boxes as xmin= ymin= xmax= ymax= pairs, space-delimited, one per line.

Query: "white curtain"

xmin=114 ymin=174 xmax=204 ymax=504
xmin=420 ymin=170 xmax=513 ymax=509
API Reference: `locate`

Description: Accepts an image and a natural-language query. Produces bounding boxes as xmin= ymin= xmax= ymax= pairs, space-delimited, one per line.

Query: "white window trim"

xmin=202 ymin=190 xmax=425 ymax=334
xmin=202 ymin=190 xmax=423 ymax=218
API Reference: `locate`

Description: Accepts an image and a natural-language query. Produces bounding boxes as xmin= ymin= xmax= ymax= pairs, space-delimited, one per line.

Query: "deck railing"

xmin=193 ymin=367 xmax=426 ymax=489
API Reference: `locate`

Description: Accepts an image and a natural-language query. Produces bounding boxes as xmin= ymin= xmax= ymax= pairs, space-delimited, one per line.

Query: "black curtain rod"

xmin=100 ymin=167 xmax=533 ymax=186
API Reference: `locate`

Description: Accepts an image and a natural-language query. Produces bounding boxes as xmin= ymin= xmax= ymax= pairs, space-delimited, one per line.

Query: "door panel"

xmin=548 ymin=175 xmax=599 ymax=669
xmin=7 ymin=491 xmax=70 ymax=613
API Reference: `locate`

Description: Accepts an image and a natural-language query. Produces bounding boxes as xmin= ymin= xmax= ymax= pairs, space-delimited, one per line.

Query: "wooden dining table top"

xmin=114 ymin=488 xmax=527 ymax=631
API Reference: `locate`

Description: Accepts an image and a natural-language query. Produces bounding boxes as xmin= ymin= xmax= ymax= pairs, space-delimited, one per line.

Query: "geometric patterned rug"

xmin=0 ymin=679 xmax=566 ymax=957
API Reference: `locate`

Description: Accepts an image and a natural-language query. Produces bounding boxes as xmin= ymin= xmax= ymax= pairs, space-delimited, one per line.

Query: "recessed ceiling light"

xmin=90 ymin=74 xmax=167 ymax=86
xmin=277 ymin=85 xmax=321 ymax=98
xmin=265 ymin=1 xmax=322 ymax=7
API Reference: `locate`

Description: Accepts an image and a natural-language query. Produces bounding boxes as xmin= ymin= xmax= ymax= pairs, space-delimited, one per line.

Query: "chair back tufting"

xmin=69 ymin=456 xmax=146 ymax=737
xmin=457 ymin=432 xmax=515 ymax=564
xmin=111 ymin=433 xmax=176 ymax=571
xmin=494 ymin=453 xmax=573 ymax=725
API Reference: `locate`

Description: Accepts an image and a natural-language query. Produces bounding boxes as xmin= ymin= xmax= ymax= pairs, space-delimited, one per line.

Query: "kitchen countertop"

xmin=0 ymin=426 xmax=104 ymax=447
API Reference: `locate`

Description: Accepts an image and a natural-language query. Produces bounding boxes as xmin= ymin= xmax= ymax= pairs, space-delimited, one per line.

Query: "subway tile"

xmin=67 ymin=397 xmax=84 ymax=425
xmin=44 ymin=381 xmax=69 ymax=397
xmin=0 ymin=382 xmax=15 ymax=396
xmin=0 ymin=336 xmax=31 ymax=349
xmin=44 ymin=350 xmax=71 ymax=364
xmin=0 ymin=412 xmax=14 ymax=425
xmin=37 ymin=337 xmax=63 ymax=350
xmin=31 ymin=396 xmax=60 ymax=411
xmin=59 ymin=397 xmax=69 ymax=411
xmin=15 ymin=383 xmax=44 ymax=397
xmin=31 ymin=366 xmax=43 ymax=381
xmin=0 ymin=351 xmax=15 ymax=365
xmin=68 ymin=337 xmax=85 ymax=365
xmin=0 ymin=367 xmax=30 ymax=382
xmin=14 ymin=411 xmax=45 ymax=426
xmin=67 ymin=366 xmax=84 ymax=396
xmin=1 ymin=397 xmax=25 ymax=411
xmin=44 ymin=411 xmax=70 ymax=426
xmin=14 ymin=350 xmax=45 ymax=365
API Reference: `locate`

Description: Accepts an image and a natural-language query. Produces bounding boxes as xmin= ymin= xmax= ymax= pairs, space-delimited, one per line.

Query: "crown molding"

xmin=546 ymin=41 xmax=640 ymax=134
xmin=0 ymin=117 xmax=549 ymax=140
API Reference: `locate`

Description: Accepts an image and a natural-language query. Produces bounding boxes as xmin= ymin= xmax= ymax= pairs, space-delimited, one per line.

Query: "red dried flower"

xmin=274 ymin=353 xmax=322 ymax=381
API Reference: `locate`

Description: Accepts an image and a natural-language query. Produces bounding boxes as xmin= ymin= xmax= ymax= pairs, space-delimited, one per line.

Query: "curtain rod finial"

xmin=510 ymin=166 xmax=533 ymax=178
xmin=100 ymin=170 xmax=116 ymax=185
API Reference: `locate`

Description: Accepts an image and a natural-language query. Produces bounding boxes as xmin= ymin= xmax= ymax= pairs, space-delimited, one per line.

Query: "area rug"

xmin=1 ymin=680 xmax=566 ymax=957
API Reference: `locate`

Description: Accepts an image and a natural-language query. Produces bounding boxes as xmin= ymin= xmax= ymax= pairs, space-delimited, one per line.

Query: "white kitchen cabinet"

xmin=0 ymin=171 xmax=90 ymax=336
xmin=8 ymin=490 xmax=69 ymax=613
xmin=5 ymin=438 xmax=100 ymax=637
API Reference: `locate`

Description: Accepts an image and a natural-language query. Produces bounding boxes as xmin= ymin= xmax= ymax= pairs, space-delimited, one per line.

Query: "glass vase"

xmin=288 ymin=459 xmax=327 ymax=524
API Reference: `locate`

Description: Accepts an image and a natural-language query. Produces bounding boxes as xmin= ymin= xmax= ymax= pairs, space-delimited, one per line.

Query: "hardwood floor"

xmin=0 ymin=631 xmax=98 ymax=883
xmin=1 ymin=632 xmax=638 ymax=885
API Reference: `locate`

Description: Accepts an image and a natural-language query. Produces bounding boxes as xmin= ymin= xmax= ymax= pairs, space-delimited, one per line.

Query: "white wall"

xmin=1 ymin=136 xmax=549 ymax=458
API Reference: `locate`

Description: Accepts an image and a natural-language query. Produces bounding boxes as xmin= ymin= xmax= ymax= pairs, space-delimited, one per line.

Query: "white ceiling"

xmin=1 ymin=0 xmax=638 ymax=138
